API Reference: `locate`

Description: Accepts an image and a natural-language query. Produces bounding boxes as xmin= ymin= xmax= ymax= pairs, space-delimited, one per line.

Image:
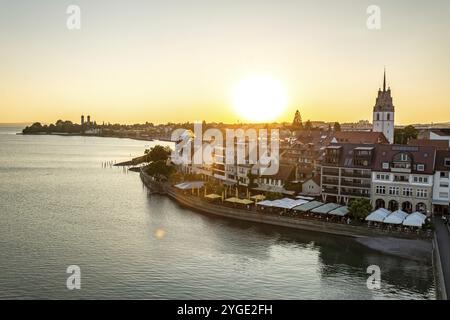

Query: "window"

xmin=376 ymin=174 xmax=389 ymax=181
xmin=441 ymin=171 xmax=449 ymax=178
xmin=376 ymin=186 xmax=386 ymax=195
xmin=439 ymin=192 xmax=449 ymax=199
xmin=377 ymin=113 xmax=380 ymax=121
xmin=389 ymin=186 xmax=399 ymax=196
xmin=440 ymin=182 xmax=449 ymax=188
xmin=417 ymin=164 xmax=425 ymax=172
xmin=382 ymin=162 xmax=390 ymax=169
xmin=387 ymin=113 xmax=390 ymax=121
xmin=413 ymin=176 xmax=429 ymax=184
xmin=416 ymin=189 xmax=428 ymax=198
xmin=445 ymin=158 xmax=450 ymax=167
xmin=402 ymin=187 xmax=413 ymax=197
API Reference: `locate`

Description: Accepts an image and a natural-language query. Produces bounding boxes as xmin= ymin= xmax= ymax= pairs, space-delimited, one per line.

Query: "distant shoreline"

xmin=17 ymin=131 xmax=173 ymax=143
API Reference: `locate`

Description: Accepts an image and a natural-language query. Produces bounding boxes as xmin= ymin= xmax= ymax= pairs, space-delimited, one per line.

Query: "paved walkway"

xmin=434 ymin=217 xmax=450 ymax=299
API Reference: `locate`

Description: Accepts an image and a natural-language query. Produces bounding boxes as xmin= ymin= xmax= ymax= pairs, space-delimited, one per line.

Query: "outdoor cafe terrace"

xmin=173 ymin=182 xmax=432 ymax=237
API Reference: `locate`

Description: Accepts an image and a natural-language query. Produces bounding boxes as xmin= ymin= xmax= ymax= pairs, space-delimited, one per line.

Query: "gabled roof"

xmin=408 ymin=139 xmax=449 ymax=150
xmin=332 ymin=131 xmax=388 ymax=144
xmin=435 ymin=150 xmax=450 ymax=171
xmin=323 ymin=143 xmax=376 ymax=168
xmin=373 ymin=144 xmax=436 ymax=174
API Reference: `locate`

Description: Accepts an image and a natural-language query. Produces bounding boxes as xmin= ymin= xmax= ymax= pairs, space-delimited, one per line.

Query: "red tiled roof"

xmin=373 ymin=144 xmax=437 ymax=174
xmin=332 ymin=131 xmax=388 ymax=144
xmin=435 ymin=150 xmax=450 ymax=171
xmin=408 ymin=139 xmax=449 ymax=150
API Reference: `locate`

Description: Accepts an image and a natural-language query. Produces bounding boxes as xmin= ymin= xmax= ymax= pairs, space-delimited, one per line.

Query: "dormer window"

xmin=445 ymin=158 xmax=450 ymax=167
xmin=382 ymin=162 xmax=390 ymax=169
xmin=417 ymin=164 xmax=425 ymax=172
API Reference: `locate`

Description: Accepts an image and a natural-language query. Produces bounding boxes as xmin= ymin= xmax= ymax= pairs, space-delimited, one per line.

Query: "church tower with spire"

xmin=372 ymin=69 xmax=395 ymax=144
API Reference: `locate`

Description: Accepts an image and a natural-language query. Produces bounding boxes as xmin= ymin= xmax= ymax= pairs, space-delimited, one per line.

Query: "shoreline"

xmin=17 ymin=132 xmax=173 ymax=143
xmin=139 ymin=170 xmax=432 ymax=263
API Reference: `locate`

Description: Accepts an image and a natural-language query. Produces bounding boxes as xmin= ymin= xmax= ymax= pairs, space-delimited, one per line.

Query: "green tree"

xmin=304 ymin=120 xmax=312 ymax=131
xmin=394 ymin=125 xmax=418 ymax=144
xmin=333 ymin=122 xmax=341 ymax=132
xmin=348 ymin=198 xmax=372 ymax=220
xmin=146 ymin=145 xmax=171 ymax=162
xmin=265 ymin=192 xmax=283 ymax=200
xmin=145 ymin=160 xmax=174 ymax=179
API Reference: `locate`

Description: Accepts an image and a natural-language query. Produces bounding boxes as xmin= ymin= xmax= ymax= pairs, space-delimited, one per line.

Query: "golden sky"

xmin=1 ymin=0 xmax=449 ymax=125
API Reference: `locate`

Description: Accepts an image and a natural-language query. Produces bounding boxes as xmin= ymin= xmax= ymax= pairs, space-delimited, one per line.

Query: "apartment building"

xmin=371 ymin=145 xmax=436 ymax=214
xmin=320 ymin=144 xmax=374 ymax=204
xmin=432 ymin=150 xmax=450 ymax=215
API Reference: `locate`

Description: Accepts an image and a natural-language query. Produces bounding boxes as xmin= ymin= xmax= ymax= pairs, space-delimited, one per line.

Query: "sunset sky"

xmin=1 ymin=0 xmax=449 ymax=125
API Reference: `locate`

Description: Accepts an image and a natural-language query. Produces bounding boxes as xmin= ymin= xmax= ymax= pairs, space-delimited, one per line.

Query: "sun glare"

xmin=232 ymin=76 xmax=288 ymax=123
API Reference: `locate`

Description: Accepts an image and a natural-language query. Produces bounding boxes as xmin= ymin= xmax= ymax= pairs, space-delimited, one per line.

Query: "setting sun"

xmin=232 ymin=76 xmax=288 ymax=123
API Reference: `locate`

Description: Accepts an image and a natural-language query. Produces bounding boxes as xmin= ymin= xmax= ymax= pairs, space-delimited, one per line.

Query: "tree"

xmin=145 ymin=160 xmax=174 ymax=179
xmin=333 ymin=122 xmax=341 ymax=132
xmin=265 ymin=192 xmax=283 ymax=200
xmin=146 ymin=145 xmax=171 ymax=162
xmin=348 ymin=198 xmax=372 ymax=220
xmin=304 ymin=120 xmax=312 ymax=131
xmin=394 ymin=125 xmax=418 ymax=144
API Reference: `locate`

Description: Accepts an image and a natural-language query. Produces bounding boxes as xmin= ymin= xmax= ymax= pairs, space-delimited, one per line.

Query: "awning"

xmin=366 ymin=208 xmax=391 ymax=222
xmin=403 ymin=211 xmax=427 ymax=227
xmin=432 ymin=199 xmax=450 ymax=206
xmin=175 ymin=181 xmax=204 ymax=190
xmin=311 ymin=203 xmax=341 ymax=215
xmin=328 ymin=206 xmax=349 ymax=217
xmin=292 ymin=201 xmax=324 ymax=212
xmin=384 ymin=210 xmax=408 ymax=225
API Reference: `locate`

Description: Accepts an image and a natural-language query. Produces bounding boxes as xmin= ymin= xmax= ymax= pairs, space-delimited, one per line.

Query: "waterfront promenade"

xmin=434 ymin=218 xmax=450 ymax=299
xmin=140 ymin=170 xmax=431 ymax=241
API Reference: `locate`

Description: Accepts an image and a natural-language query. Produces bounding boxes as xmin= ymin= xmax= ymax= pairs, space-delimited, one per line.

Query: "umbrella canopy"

xmin=384 ymin=210 xmax=408 ymax=225
xmin=269 ymin=198 xmax=309 ymax=209
xmin=225 ymin=197 xmax=240 ymax=204
xmin=205 ymin=194 xmax=222 ymax=200
xmin=292 ymin=201 xmax=324 ymax=212
xmin=328 ymin=206 xmax=349 ymax=217
xmin=311 ymin=203 xmax=341 ymax=215
xmin=365 ymin=208 xmax=391 ymax=222
xmin=237 ymin=199 xmax=254 ymax=205
xmin=174 ymin=181 xmax=204 ymax=190
xmin=256 ymin=200 xmax=273 ymax=207
xmin=251 ymin=194 xmax=266 ymax=201
xmin=403 ymin=211 xmax=427 ymax=227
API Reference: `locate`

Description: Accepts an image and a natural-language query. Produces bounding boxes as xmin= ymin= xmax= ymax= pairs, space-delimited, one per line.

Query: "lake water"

xmin=0 ymin=125 xmax=435 ymax=299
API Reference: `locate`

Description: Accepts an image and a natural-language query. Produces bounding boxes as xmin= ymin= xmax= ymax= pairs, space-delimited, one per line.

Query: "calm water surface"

xmin=0 ymin=126 xmax=435 ymax=299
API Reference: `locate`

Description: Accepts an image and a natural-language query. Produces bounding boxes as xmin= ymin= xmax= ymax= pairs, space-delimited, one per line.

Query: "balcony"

xmin=341 ymin=171 xmax=371 ymax=179
xmin=322 ymin=188 xmax=339 ymax=195
xmin=340 ymin=191 xmax=370 ymax=198
xmin=322 ymin=178 xmax=339 ymax=186
xmin=340 ymin=181 xmax=371 ymax=189
xmin=322 ymin=169 xmax=339 ymax=176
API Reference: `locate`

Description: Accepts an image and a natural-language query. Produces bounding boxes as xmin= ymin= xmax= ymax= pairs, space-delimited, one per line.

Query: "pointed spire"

xmin=383 ymin=67 xmax=386 ymax=92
